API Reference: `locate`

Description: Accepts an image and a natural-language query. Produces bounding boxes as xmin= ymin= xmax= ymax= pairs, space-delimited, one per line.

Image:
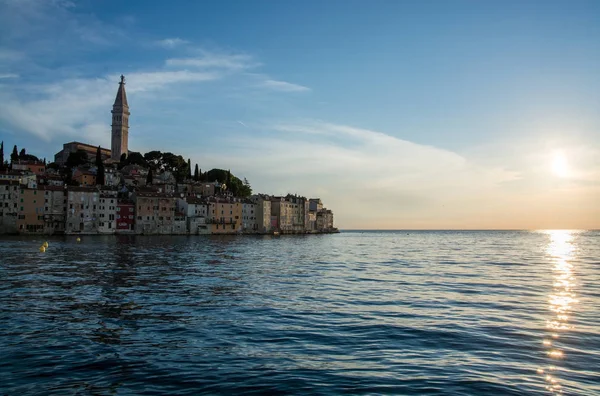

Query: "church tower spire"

xmin=111 ymin=75 xmax=130 ymax=161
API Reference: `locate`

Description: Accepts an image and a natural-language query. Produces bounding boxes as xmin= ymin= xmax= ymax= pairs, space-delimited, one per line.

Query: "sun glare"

xmin=552 ymin=152 xmax=569 ymax=178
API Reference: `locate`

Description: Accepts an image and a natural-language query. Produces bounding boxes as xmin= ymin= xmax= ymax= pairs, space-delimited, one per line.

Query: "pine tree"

xmin=11 ymin=145 xmax=18 ymax=163
xmin=95 ymin=146 xmax=105 ymax=185
xmin=0 ymin=141 xmax=4 ymax=170
xmin=19 ymin=148 xmax=26 ymax=159
xmin=146 ymin=168 xmax=153 ymax=185
xmin=187 ymin=159 xmax=192 ymax=180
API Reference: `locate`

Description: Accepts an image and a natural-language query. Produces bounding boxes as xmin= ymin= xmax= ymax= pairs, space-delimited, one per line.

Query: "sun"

xmin=552 ymin=152 xmax=569 ymax=177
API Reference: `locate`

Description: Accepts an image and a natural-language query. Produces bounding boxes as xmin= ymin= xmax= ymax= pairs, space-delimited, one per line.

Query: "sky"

xmin=0 ymin=0 xmax=599 ymax=229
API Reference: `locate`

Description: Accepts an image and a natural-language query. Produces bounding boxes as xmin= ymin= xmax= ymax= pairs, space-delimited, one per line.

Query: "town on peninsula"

xmin=0 ymin=76 xmax=337 ymax=236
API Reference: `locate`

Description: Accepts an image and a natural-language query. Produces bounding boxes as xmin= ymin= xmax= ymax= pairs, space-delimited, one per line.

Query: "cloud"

xmin=260 ymin=79 xmax=311 ymax=92
xmin=0 ymin=73 xmax=19 ymax=79
xmin=155 ymin=38 xmax=189 ymax=49
xmin=166 ymin=50 xmax=259 ymax=71
xmin=181 ymin=120 xmax=531 ymax=228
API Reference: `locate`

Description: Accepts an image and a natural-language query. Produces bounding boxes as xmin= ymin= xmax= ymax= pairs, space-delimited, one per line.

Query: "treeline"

xmin=64 ymin=148 xmax=252 ymax=198
xmin=0 ymin=141 xmax=45 ymax=169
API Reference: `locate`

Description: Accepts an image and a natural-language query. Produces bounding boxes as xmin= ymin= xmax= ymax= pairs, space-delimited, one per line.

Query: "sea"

xmin=1 ymin=230 xmax=599 ymax=395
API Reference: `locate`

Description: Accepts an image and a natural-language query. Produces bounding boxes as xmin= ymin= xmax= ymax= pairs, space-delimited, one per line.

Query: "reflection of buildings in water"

xmin=539 ymin=230 xmax=579 ymax=395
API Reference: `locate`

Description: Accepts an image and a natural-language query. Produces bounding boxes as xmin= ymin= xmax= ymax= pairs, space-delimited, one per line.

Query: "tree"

xmin=146 ymin=168 xmax=153 ymax=184
xmin=125 ymin=151 xmax=147 ymax=167
xmin=11 ymin=145 xmax=18 ymax=163
xmin=66 ymin=150 xmax=88 ymax=168
xmin=19 ymin=148 xmax=26 ymax=159
xmin=95 ymin=146 xmax=105 ymax=186
xmin=187 ymin=158 xmax=192 ymax=180
xmin=194 ymin=164 xmax=199 ymax=181
xmin=0 ymin=141 xmax=3 ymax=170
xmin=144 ymin=150 xmax=164 ymax=170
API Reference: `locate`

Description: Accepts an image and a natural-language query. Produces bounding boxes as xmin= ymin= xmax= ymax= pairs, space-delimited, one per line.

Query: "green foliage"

xmin=0 ymin=141 xmax=3 ymax=169
xmin=126 ymin=151 xmax=147 ymax=167
xmin=66 ymin=150 xmax=88 ymax=168
xmin=95 ymin=146 xmax=105 ymax=186
xmin=194 ymin=164 xmax=199 ymax=181
xmin=143 ymin=150 xmax=163 ymax=170
xmin=205 ymin=168 xmax=252 ymax=197
xmin=146 ymin=168 xmax=153 ymax=184
xmin=46 ymin=162 xmax=60 ymax=171
xmin=11 ymin=145 xmax=18 ymax=163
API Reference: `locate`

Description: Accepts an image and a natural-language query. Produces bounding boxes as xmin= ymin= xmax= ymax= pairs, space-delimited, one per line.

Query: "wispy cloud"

xmin=260 ymin=79 xmax=310 ymax=92
xmin=166 ymin=50 xmax=259 ymax=71
xmin=0 ymin=73 xmax=19 ymax=79
xmin=155 ymin=38 xmax=189 ymax=49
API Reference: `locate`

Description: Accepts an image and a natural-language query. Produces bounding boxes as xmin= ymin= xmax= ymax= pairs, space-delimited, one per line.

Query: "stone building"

xmin=54 ymin=75 xmax=130 ymax=165
xmin=133 ymin=191 xmax=183 ymax=234
xmin=16 ymin=187 xmax=45 ymax=234
xmin=116 ymin=200 xmax=135 ymax=232
xmin=251 ymin=194 xmax=272 ymax=234
xmin=177 ymin=196 xmax=209 ymax=234
xmin=111 ymin=75 xmax=130 ymax=161
xmin=12 ymin=160 xmax=45 ymax=175
xmin=65 ymin=187 xmax=99 ymax=234
xmin=41 ymin=186 xmax=66 ymax=234
xmin=242 ymin=200 xmax=258 ymax=232
xmin=207 ymin=198 xmax=242 ymax=234
xmin=54 ymin=142 xmax=110 ymax=166
xmin=0 ymin=180 xmax=20 ymax=234
xmin=98 ymin=190 xmax=117 ymax=234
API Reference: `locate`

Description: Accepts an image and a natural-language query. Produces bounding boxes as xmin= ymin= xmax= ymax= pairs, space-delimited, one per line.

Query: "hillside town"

xmin=0 ymin=76 xmax=336 ymax=236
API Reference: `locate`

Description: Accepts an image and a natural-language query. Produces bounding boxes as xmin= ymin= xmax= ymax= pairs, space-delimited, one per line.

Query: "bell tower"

xmin=111 ymin=75 xmax=130 ymax=161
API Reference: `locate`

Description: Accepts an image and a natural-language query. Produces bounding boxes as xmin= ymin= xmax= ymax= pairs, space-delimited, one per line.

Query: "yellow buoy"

xmin=43 ymin=241 xmax=49 ymax=248
xmin=39 ymin=246 xmax=46 ymax=252
xmin=76 ymin=237 xmax=81 ymax=242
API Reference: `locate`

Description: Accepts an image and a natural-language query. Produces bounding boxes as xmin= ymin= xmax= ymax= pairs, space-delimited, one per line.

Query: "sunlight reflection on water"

xmin=540 ymin=230 xmax=580 ymax=395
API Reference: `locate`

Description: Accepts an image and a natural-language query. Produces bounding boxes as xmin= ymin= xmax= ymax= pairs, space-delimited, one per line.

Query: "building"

xmin=98 ymin=190 xmax=117 ymax=234
xmin=0 ymin=180 xmax=20 ymax=234
xmin=111 ymin=75 xmax=130 ymax=161
xmin=65 ymin=187 xmax=99 ymax=234
xmin=11 ymin=160 xmax=45 ymax=175
xmin=72 ymin=169 xmax=97 ymax=186
xmin=54 ymin=142 xmax=110 ymax=166
xmin=316 ymin=209 xmax=334 ymax=232
xmin=54 ymin=75 xmax=130 ymax=165
xmin=16 ymin=187 xmax=45 ymax=234
xmin=133 ymin=191 xmax=179 ymax=234
xmin=207 ymin=197 xmax=242 ymax=234
xmin=251 ymin=194 xmax=272 ymax=233
xmin=271 ymin=195 xmax=306 ymax=233
xmin=41 ymin=186 xmax=66 ymax=234
xmin=177 ymin=196 xmax=209 ymax=234
xmin=116 ymin=200 xmax=135 ymax=232
xmin=242 ymin=200 xmax=258 ymax=232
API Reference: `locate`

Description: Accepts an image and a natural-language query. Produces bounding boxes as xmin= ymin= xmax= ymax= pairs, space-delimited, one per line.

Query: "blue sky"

xmin=1 ymin=0 xmax=599 ymax=229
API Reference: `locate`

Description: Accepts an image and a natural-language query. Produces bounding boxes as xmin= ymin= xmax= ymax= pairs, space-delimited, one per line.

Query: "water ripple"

xmin=1 ymin=231 xmax=599 ymax=395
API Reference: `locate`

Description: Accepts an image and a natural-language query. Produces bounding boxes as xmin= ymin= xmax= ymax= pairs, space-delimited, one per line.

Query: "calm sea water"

xmin=1 ymin=231 xmax=599 ymax=395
